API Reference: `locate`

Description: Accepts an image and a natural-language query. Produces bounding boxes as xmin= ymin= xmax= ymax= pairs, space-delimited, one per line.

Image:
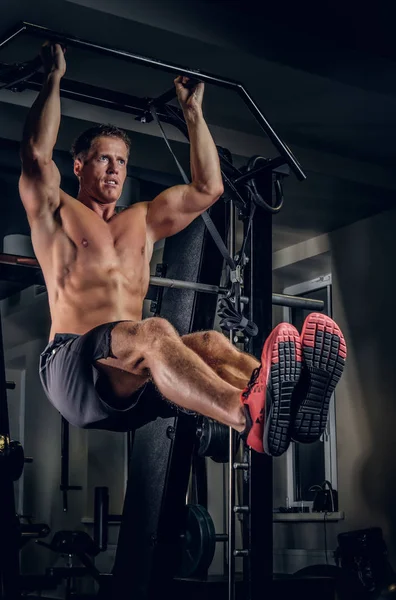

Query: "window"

xmin=283 ymin=275 xmax=337 ymax=507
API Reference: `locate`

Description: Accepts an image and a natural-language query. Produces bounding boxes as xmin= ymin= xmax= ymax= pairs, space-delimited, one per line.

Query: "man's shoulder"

xmin=59 ymin=189 xmax=78 ymax=204
xmin=118 ymin=200 xmax=149 ymax=217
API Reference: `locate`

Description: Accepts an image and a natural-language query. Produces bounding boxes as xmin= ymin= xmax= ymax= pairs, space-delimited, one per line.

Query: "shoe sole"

xmin=263 ymin=324 xmax=302 ymax=457
xmin=291 ymin=313 xmax=347 ymax=443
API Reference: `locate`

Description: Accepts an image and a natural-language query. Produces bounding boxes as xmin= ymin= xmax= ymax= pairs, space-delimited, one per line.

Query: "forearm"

xmin=21 ymin=71 xmax=62 ymax=162
xmin=184 ymin=109 xmax=223 ymax=196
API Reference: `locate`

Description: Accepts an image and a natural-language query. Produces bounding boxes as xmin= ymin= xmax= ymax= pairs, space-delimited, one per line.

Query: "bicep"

xmin=146 ymin=184 xmax=213 ymax=242
xmin=19 ymin=158 xmax=61 ymax=221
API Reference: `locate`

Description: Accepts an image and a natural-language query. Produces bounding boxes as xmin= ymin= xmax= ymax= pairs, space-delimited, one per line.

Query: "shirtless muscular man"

xmin=19 ymin=44 xmax=346 ymax=456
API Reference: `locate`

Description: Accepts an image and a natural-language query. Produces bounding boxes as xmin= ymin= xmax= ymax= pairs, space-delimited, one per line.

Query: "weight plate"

xmin=194 ymin=504 xmax=216 ymax=572
xmin=178 ymin=504 xmax=216 ymax=578
xmin=198 ymin=418 xmax=240 ymax=463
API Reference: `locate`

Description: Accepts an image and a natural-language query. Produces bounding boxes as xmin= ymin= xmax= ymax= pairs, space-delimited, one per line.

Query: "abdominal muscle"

xmin=31 ymin=196 xmax=153 ymax=342
xmin=47 ymin=261 xmax=149 ymax=340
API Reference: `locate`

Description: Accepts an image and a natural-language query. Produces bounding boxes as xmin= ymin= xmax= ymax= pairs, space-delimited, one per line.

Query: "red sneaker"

xmin=241 ymin=323 xmax=302 ymax=456
xmin=291 ymin=313 xmax=347 ymax=443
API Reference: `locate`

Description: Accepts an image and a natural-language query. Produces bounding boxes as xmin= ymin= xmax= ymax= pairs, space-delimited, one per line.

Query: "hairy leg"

xmin=96 ymin=318 xmax=246 ymax=431
xmin=182 ymin=330 xmax=260 ymax=389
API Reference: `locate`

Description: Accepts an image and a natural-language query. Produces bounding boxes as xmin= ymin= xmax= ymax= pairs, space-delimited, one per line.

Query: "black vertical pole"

xmin=244 ymin=172 xmax=273 ymax=600
xmin=0 ymin=311 xmax=21 ymax=599
xmin=94 ymin=487 xmax=109 ymax=552
xmin=60 ymin=416 xmax=82 ymax=511
xmin=228 ymin=201 xmax=236 ymax=600
xmin=60 ymin=416 xmax=69 ymax=512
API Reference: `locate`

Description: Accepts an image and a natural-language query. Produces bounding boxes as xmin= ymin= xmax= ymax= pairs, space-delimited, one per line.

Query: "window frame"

xmin=283 ymin=274 xmax=338 ymax=508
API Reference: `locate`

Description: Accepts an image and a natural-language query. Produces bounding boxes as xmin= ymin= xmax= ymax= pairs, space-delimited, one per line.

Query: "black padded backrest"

xmin=112 ymin=200 xmax=227 ymax=600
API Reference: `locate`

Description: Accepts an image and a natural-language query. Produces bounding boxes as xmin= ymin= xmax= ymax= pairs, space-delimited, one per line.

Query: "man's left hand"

xmin=174 ymin=76 xmax=204 ymax=115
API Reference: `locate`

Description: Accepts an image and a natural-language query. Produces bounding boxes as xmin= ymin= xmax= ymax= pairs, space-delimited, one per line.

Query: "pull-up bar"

xmin=0 ymin=21 xmax=306 ymax=182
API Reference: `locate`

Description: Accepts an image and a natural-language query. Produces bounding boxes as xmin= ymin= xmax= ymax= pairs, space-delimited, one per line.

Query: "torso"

xmin=30 ymin=191 xmax=153 ymax=340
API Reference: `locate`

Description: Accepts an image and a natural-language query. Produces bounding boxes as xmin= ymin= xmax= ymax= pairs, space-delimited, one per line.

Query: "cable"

xmin=244 ymin=155 xmax=284 ymax=214
xmin=150 ymin=104 xmax=236 ymax=272
xmin=237 ymin=201 xmax=256 ymax=266
xmin=164 ymin=103 xmax=188 ymax=127
xmin=152 ymin=103 xmax=260 ymax=338
xmin=166 ymin=105 xmax=248 ymax=212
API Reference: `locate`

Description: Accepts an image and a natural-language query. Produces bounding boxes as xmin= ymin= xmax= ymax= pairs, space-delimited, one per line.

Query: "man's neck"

xmin=77 ymin=191 xmax=117 ymax=221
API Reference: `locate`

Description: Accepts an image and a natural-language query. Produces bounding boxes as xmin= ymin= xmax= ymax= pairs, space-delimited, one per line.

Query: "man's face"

xmin=74 ymin=136 xmax=128 ymax=204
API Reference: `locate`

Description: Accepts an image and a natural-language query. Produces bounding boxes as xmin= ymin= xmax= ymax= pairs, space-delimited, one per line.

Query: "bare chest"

xmin=55 ymin=199 xmax=152 ymax=275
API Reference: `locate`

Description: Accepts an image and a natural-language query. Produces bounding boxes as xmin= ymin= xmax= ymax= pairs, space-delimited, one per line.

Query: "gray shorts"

xmin=39 ymin=321 xmax=171 ymax=432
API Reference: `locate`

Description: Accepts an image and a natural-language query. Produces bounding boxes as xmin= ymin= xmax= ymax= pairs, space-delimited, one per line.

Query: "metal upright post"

xmin=228 ymin=200 xmax=236 ymax=600
xmin=244 ymin=172 xmax=274 ymax=600
xmin=61 ymin=416 xmax=69 ymax=512
xmin=59 ymin=416 xmax=82 ymax=512
xmin=0 ymin=311 xmax=21 ymax=599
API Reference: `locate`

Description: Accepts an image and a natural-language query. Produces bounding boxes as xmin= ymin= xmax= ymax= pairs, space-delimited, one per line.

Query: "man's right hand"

xmin=40 ymin=42 xmax=66 ymax=77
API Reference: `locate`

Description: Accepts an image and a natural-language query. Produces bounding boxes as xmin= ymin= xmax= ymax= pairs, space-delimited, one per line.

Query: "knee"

xmin=197 ymin=330 xmax=229 ymax=351
xmin=141 ymin=317 xmax=178 ymax=342
xmin=110 ymin=318 xmax=177 ymax=363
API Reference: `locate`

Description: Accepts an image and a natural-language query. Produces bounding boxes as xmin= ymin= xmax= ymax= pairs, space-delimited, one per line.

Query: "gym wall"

xmin=271 ymin=205 xmax=396 ymax=571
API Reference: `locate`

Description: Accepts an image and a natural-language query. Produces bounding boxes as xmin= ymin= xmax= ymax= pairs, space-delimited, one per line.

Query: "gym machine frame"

xmin=0 ymin=22 xmax=305 ymax=181
xmin=0 ymin=22 xmax=309 ymax=600
xmin=0 ymin=254 xmax=324 ymax=313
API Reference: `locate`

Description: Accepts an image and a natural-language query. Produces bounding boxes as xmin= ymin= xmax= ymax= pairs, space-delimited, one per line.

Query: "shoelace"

xmin=242 ymin=366 xmax=261 ymax=400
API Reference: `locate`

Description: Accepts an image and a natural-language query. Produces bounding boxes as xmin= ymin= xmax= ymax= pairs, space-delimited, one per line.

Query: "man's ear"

xmin=73 ymin=158 xmax=83 ymax=178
